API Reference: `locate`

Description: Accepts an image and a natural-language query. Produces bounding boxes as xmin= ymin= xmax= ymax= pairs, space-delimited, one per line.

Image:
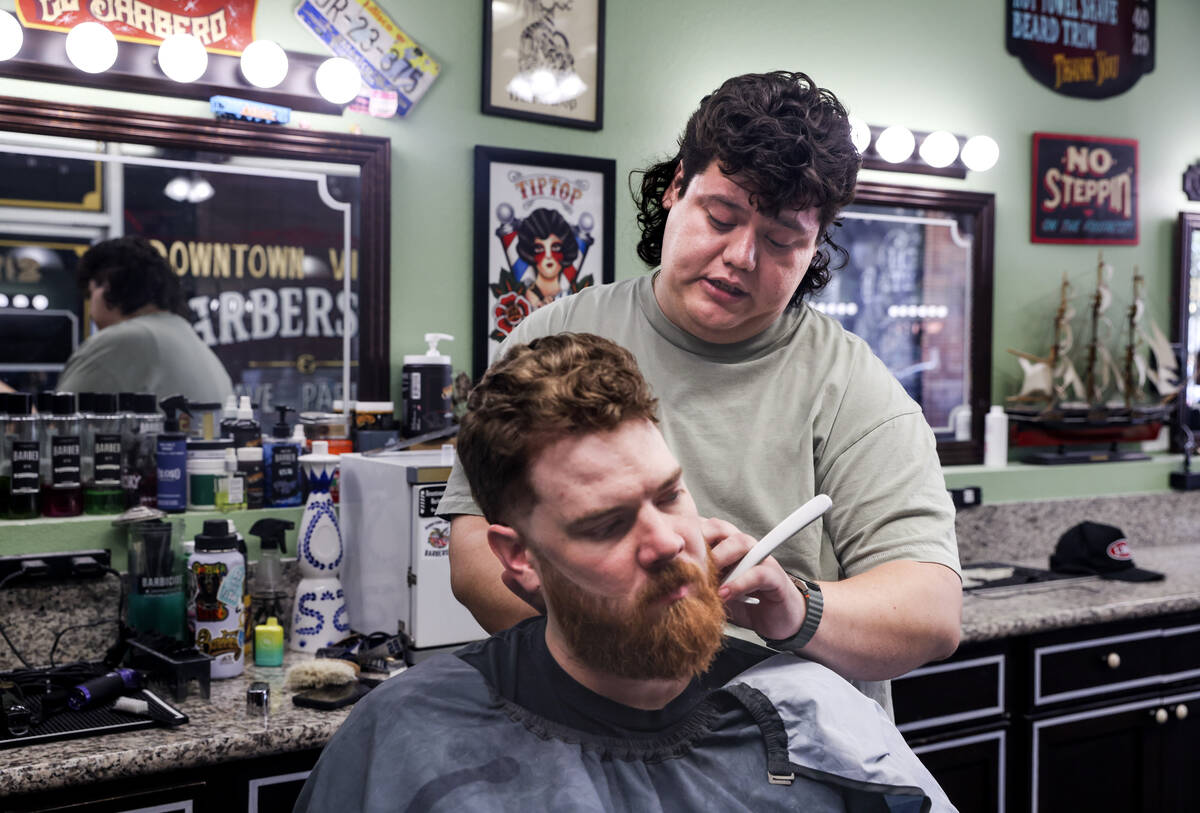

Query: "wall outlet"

xmin=0 ymin=550 xmax=112 ymax=585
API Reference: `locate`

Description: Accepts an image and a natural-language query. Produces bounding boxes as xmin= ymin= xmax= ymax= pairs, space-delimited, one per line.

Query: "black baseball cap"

xmin=1050 ymin=522 xmax=1164 ymax=582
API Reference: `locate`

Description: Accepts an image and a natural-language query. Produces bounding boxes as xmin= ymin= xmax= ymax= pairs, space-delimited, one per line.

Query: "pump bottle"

xmin=401 ymin=333 xmax=454 ymax=437
xmin=263 ymin=406 xmax=303 ymax=507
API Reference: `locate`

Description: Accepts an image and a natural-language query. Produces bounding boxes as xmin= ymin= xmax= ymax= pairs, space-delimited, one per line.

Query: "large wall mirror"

xmin=1175 ymin=211 xmax=1200 ymax=435
xmin=810 ymin=183 xmax=995 ymax=465
xmin=0 ymin=96 xmax=390 ymax=410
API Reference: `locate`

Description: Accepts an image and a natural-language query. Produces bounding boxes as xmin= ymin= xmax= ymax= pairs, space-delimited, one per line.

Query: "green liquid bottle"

xmin=84 ymin=393 xmax=126 ymax=515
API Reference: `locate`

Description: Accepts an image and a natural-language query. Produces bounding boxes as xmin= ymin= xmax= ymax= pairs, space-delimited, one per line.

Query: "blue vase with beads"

xmin=289 ymin=440 xmax=349 ymax=652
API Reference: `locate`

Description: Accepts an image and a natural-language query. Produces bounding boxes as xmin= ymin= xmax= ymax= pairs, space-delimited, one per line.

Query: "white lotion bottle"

xmin=983 ymin=405 xmax=1009 ymax=467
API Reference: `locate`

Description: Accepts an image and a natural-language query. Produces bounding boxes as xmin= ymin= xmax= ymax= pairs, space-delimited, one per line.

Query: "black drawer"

xmin=1162 ymin=622 xmax=1200 ymax=683
xmin=1034 ymin=628 xmax=1162 ymax=706
xmin=894 ymin=653 xmax=1006 ymax=734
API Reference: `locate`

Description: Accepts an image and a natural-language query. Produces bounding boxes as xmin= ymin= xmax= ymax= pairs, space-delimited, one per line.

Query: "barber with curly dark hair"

xmin=441 ymin=72 xmax=962 ymax=717
xmin=57 ymin=236 xmax=233 ymax=403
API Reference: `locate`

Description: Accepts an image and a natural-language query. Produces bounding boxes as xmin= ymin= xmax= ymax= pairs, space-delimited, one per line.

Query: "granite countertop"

xmin=0 ymin=652 xmax=354 ymax=798
xmin=961 ymin=542 xmax=1200 ymax=642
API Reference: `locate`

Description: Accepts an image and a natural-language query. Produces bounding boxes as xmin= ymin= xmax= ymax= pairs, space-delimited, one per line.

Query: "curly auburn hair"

xmin=457 ymin=333 xmax=658 ymax=525
xmin=78 ymin=236 xmax=184 ymax=316
xmin=632 ymin=71 xmax=861 ymax=306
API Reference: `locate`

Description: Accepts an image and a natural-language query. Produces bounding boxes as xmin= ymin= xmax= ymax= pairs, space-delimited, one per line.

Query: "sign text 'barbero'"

xmin=16 ymin=0 xmax=257 ymax=52
xmin=1031 ymin=133 xmax=1138 ymax=245
xmin=1005 ymin=0 xmax=1154 ymax=99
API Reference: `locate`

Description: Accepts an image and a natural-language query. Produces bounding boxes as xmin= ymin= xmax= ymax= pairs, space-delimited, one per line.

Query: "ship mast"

xmin=1083 ymin=253 xmax=1105 ymax=406
xmin=1122 ymin=268 xmax=1143 ymax=410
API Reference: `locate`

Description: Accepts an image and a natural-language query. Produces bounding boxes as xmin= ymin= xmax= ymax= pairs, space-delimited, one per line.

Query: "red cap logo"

xmin=1107 ymin=539 xmax=1132 ymax=561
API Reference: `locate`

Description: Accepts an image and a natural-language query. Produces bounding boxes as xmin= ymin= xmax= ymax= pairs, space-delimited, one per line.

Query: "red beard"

xmin=538 ymin=552 xmax=726 ymax=681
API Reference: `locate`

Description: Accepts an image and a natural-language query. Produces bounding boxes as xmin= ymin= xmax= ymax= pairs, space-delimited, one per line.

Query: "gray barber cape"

xmin=295 ymin=623 xmax=954 ymax=812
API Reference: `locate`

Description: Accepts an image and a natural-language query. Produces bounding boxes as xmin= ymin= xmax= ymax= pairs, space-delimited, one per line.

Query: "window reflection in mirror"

xmin=0 ymin=132 xmax=361 ymax=414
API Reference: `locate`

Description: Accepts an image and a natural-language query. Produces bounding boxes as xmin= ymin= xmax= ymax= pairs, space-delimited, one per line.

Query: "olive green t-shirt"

xmin=58 ymin=311 xmax=234 ymax=404
xmin=440 ymin=274 xmax=961 ymax=713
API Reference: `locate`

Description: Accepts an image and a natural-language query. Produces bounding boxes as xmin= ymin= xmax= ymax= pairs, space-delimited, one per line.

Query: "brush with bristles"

xmin=284 ymin=658 xmax=360 ymax=690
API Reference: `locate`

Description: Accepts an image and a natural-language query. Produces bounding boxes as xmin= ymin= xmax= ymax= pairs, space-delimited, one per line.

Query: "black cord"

xmin=0 ymin=570 xmax=34 ymax=668
xmin=48 ymin=568 xmax=127 ymax=668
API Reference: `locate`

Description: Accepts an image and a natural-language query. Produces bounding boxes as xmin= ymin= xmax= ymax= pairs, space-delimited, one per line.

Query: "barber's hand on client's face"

xmin=703 ymin=517 xmax=808 ymax=642
xmin=501 ymin=569 xmax=547 ymax=614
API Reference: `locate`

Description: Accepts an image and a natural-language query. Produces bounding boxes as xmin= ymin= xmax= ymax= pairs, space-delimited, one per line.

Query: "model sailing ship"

xmin=1006 ymin=254 xmax=1181 ymax=462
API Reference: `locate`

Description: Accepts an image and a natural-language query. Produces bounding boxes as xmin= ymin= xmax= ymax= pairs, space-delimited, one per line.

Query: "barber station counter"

xmin=0 ymin=652 xmax=352 ymax=805
xmin=960 ymin=542 xmax=1200 ymax=643
xmin=4 ymin=546 xmax=1199 ymax=806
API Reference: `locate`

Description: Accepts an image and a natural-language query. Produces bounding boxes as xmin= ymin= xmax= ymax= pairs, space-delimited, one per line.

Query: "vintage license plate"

xmin=295 ymin=0 xmax=440 ymax=117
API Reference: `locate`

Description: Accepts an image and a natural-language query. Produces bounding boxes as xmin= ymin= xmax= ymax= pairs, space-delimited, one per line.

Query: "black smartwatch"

xmin=764 ymin=576 xmax=823 ymax=652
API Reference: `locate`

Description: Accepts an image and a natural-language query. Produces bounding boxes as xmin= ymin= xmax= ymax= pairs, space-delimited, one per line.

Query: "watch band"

xmin=764 ymin=576 xmax=823 ymax=652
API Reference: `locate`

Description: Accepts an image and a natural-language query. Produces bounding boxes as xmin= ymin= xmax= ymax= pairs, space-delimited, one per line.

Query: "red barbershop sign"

xmin=16 ymin=0 xmax=258 ymax=55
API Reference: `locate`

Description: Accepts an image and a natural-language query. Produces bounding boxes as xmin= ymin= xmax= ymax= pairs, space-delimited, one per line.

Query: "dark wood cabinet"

xmin=4 ymin=748 xmax=321 ymax=813
xmin=895 ymin=611 xmax=1200 ymax=813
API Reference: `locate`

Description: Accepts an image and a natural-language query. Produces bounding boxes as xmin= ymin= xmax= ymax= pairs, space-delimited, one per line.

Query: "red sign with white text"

xmin=16 ymin=0 xmax=258 ymax=55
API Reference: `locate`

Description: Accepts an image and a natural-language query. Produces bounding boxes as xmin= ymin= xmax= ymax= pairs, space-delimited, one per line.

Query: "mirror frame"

xmin=846 ymin=182 xmax=996 ymax=466
xmin=0 ymin=94 xmax=392 ymax=399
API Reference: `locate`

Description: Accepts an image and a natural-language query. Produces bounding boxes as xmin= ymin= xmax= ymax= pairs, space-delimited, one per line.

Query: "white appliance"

xmin=338 ymin=450 xmax=486 ymax=655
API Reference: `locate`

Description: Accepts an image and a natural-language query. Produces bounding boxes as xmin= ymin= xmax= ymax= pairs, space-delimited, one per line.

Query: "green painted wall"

xmin=2 ymin=0 xmax=1198 ymax=517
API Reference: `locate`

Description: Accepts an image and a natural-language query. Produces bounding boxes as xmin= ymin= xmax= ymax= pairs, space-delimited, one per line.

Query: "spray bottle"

xmin=232 ymin=396 xmax=261 ymax=448
xmin=156 ymin=396 xmax=190 ymax=513
xmin=401 ymin=333 xmax=454 ymax=437
xmin=249 ymin=517 xmax=293 ymax=636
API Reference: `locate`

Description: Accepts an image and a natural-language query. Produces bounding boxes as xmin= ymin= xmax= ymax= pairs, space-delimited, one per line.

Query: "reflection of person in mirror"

xmin=516 ymin=208 xmax=579 ymax=309
xmin=57 ymin=237 xmax=233 ymax=403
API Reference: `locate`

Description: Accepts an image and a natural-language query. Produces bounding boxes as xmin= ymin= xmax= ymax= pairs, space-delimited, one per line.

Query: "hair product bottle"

xmin=125 ymin=517 xmax=186 ymax=641
xmin=187 ymin=519 xmax=246 ymax=679
xmin=3 ymin=393 xmax=40 ymax=518
xmin=123 ymin=393 xmax=163 ymax=509
xmin=232 ymin=396 xmax=261 ymax=448
xmin=401 ymin=333 xmax=454 ymax=437
xmin=263 ymin=406 xmax=302 ymax=507
xmin=237 ymin=446 xmax=265 ymax=509
xmin=41 ymin=393 xmax=83 ymax=517
xmin=83 ymin=393 xmax=125 ymax=514
xmin=156 ymin=396 xmax=190 ymax=513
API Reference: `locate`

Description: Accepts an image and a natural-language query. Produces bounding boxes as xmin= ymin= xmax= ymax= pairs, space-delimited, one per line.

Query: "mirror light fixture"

xmin=158 ymin=33 xmax=208 ymax=83
xmin=857 ymin=123 xmax=999 ymax=178
xmin=961 ymin=135 xmax=1000 ymax=172
xmin=315 ymin=57 xmax=362 ymax=105
xmin=240 ymin=39 xmax=288 ymax=89
xmin=0 ymin=9 xmax=23 ymax=62
xmin=65 ymin=22 xmax=118 ymax=74
xmin=163 ymin=174 xmax=214 ymax=204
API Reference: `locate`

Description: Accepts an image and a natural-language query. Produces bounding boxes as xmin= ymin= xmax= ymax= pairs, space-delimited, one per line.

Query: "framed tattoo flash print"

xmin=473 ymin=145 xmax=615 ymax=375
xmin=482 ymin=0 xmax=606 ymax=130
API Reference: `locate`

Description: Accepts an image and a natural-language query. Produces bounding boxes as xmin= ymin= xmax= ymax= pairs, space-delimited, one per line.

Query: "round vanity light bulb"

xmin=66 ymin=22 xmax=118 ymax=74
xmin=961 ymin=135 xmax=1000 ymax=172
xmin=164 ymin=176 xmax=191 ymax=202
xmin=919 ymin=130 xmax=960 ymax=168
xmin=158 ymin=33 xmax=208 ymax=83
xmin=875 ymin=125 xmax=915 ymax=164
xmin=0 ymin=10 xmax=24 ymax=62
xmin=315 ymin=57 xmax=362 ymax=104
xmin=848 ymin=116 xmax=871 ymax=154
xmin=240 ymin=39 xmax=288 ymax=89
xmin=558 ymin=72 xmax=586 ymax=102
xmin=32 ymin=294 xmax=48 ymax=311
xmin=187 ymin=178 xmax=214 ymax=203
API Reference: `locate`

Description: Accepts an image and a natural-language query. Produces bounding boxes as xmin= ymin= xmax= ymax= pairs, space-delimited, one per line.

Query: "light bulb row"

xmin=0 ymin=293 xmax=50 ymax=310
xmin=849 ymin=115 xmax=999 ymax=173
xmin=888 ymin=304 xmax=951 ymax=319
xmin=0 ymin=11 xmax=362 ymax=105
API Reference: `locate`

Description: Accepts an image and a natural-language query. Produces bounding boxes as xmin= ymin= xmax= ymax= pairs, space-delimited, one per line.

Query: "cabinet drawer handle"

xmin=1103 ymin=652 xmax=1121 ymax=669
xmin=1177 ymin=704 xmax=1189 ymax=721
xmin=1153 ymin=707 xmax=1169 ymax=724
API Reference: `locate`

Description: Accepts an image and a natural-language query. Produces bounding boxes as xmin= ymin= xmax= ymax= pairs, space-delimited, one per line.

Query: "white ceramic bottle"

xmin=289 ymin=441 xmax=349 ymax=651
xmin=983 ymin=405 xmax=1009 ymax=467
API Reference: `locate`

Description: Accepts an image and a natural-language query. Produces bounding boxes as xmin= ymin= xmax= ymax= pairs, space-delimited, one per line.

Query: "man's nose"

xmin=635 ymin=510 xmax=686 ymax=568
xmin=723 ymin=226 xmax=757 ymax=273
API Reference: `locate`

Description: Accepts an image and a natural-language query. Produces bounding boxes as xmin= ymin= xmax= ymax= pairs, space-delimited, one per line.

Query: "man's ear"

xmin=487 ymin=523 xmax=542 ymax=596
xmin=661 ymin=162 xmax=685 ymax=209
